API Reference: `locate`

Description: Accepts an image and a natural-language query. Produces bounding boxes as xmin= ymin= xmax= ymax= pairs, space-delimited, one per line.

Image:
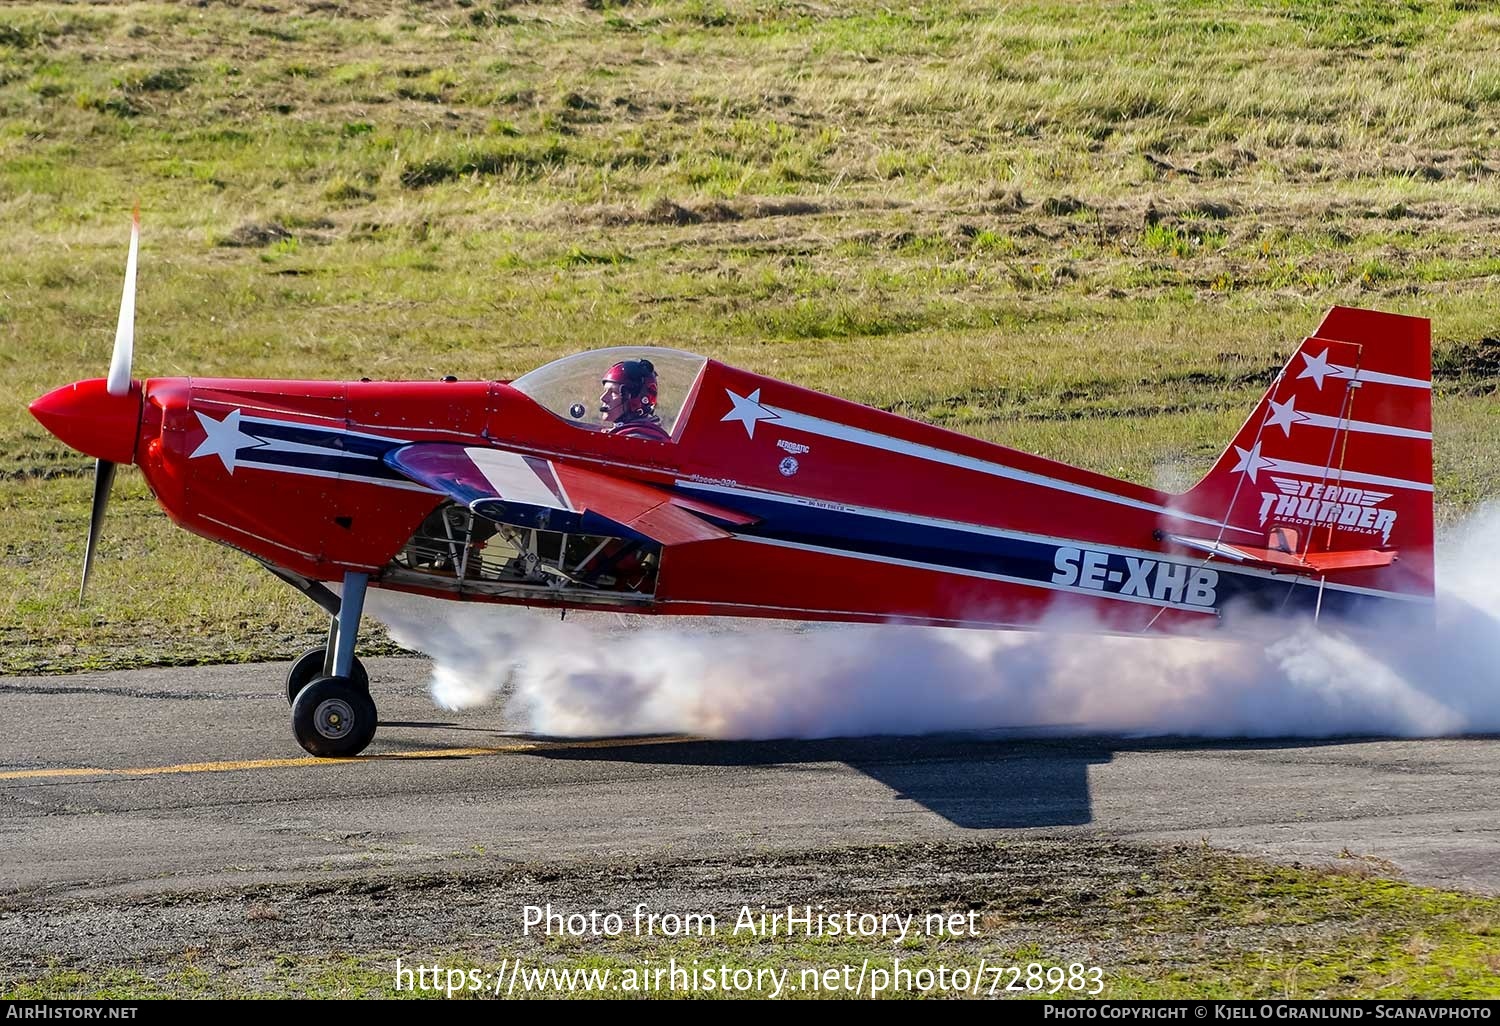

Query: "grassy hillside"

xmin=2 ymin=0 xmax=1498 ymax=672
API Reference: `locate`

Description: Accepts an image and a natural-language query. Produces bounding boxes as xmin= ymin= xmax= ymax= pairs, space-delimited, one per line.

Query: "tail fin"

xmin=1178 ymin=306 xmax=1433 ymax=600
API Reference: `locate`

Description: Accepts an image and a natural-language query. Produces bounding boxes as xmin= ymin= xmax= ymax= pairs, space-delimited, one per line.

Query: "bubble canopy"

xmin=509 ymin=347 xmax=707 ymax=440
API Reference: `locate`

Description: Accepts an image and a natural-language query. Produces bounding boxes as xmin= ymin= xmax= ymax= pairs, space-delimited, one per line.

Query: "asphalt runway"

xmin=2 ymin=656 xmax=1497 ymax=904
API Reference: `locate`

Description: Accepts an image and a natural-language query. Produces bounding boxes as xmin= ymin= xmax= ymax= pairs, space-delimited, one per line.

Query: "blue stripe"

xmin=677 ymin=487 xmax=1415 ymax=624
xmin=242 ymin=419 xmax=400 ymax=459
xmin=231 ymin=421 xmax=410 ymax=482
xmin=239 ymin=448 xmax=411 ymax=480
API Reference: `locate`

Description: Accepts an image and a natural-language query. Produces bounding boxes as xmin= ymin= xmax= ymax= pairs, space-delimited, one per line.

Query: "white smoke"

xmin=368 ymin=506 xmax=1500 ymax=741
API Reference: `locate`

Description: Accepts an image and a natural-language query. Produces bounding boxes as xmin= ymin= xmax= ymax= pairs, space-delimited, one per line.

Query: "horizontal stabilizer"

xmin=1166 ymin=534 xmax=1396 ymax=575
xmin=1297 ymin=548 xmax=1398 ymax=573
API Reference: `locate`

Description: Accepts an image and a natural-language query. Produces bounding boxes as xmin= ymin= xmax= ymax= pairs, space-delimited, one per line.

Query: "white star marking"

xmin=720 ymin=388 xmax=780 ymax=439
xmin=190 ymin=409 xmax=264 ymax=474
xmin=1297 ymin=349 xmax=1338 ymax=390
xmin=1231 ymin=441 xmax=1275 ymax=483
xmin=1265 ymin=396 xmax=1307 ymax=437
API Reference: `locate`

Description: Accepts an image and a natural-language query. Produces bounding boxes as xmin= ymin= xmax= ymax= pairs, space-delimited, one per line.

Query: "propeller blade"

xmin=105 ymin=208 xmax=139 ymax=397
xmin=80 ymin=458 xmax=117 ymax=603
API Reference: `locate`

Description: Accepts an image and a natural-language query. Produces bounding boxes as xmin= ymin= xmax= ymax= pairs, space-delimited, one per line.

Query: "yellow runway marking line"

xmin=0 ymin=735 xmax=699 ymax=782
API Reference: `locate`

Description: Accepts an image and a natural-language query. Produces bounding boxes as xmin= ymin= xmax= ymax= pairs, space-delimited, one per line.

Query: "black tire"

xmin=291 ymin=676 xmax=378 ymax=757
xmin=286 ymin=648 xmax=368 ymax=706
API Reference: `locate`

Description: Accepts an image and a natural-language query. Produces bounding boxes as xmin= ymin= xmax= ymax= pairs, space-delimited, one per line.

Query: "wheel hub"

xmin=314 ymin=697 xmax=356 ymax=740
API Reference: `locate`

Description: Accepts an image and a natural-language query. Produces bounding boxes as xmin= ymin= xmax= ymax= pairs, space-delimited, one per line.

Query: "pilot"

xmin=599 ymin=359 xmax=670 ymax=441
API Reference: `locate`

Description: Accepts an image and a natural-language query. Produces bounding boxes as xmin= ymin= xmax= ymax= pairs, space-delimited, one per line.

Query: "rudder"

xmin=1178 ymin=306 xmax=1433 ymax=601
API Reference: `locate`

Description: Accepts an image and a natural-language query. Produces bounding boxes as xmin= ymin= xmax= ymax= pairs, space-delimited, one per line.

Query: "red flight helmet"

xmin=601 ymin=358 xmax=658 ymax=419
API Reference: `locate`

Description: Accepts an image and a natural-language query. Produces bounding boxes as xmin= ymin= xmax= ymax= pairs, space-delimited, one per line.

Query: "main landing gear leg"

xmin=289 ymin=571 xmax=378 ymax=757
xmin=284 ymin=585 xmax=368 ymax=707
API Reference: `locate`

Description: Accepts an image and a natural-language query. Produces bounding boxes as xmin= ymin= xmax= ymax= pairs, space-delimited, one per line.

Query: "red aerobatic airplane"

xmin=31 ymin=216 xmax=1435 ymax=756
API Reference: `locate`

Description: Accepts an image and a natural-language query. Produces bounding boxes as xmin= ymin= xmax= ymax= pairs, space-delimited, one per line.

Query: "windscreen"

xmin=509 ymin=347 xmax=706 ymax=440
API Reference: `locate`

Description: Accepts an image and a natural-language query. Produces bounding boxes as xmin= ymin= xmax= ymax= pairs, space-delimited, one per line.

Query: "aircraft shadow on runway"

xmin=382 ymin=731 xmax=1405 ymax=830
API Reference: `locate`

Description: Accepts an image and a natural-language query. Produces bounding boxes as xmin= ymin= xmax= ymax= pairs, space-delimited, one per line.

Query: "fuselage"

xmin=31 ymin=343 xmax=1433 ymax=635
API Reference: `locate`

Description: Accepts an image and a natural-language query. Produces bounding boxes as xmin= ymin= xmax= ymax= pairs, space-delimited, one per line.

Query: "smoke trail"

xmin=368 ymin=507 xmax=1500 ymax=741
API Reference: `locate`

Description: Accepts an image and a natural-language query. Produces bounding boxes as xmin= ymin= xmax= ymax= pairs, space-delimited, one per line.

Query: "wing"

xmin=383 ymin=443 xmax=752 ymax=545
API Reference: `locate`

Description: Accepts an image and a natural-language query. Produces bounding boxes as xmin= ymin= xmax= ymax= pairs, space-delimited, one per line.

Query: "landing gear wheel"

xmin=291 ymin=676 xmax=378 ymax=757
xmin=286 ymin=648 xmax=368 ymax=706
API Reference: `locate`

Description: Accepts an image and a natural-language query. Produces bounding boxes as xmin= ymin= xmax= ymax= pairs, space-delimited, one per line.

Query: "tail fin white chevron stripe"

xmin=1266 ymin=397 xmax=1430 ymax=440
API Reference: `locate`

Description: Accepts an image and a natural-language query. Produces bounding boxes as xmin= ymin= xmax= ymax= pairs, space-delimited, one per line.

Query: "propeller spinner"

xmin=27 ymin=210 xmax=143 ymax=601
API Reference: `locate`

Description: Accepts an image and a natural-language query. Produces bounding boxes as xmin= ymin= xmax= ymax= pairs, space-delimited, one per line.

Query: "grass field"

xmin=3 ymin=0 xmax=1499 ymax=672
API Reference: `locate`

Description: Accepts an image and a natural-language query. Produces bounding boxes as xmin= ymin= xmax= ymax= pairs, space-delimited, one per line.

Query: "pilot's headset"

xmin=602 ymin=359 xmax=658 ymax=417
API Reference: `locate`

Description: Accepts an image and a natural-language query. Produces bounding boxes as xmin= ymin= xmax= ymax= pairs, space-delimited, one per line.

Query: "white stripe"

xmin=230 ymin=407 xmax=475 ymax=446
xmin=198 ymin=515 xmax=321 ymax=561
xmin=234 ymin=457 xmax=437 ymax=493
xmin=1295 ymin=410 xmax=1430 ymax=440
xmin=477 ymin=441 xmax=672 ymax=484
xmin=250 ymin=437 xmax=378 ymax=460
xmin=735 ymin=536 xmax=1219 ymax=615
xmin=676 ymin=480 xmax=1432 ymax=604
xmin=761 ymin=405 xmax=1246 ymax=532
xmin=1265 ymin=457 xmax=1432 ymax=493
xmin=1342 ymin=366 xmax=1430 ymax=390
xmin=467 ymin=448 xmax=570 ymax=509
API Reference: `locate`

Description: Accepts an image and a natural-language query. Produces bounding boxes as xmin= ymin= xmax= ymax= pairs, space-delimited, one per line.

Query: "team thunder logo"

xmin=1257 ymin=476 xmax=1397 ymax=543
